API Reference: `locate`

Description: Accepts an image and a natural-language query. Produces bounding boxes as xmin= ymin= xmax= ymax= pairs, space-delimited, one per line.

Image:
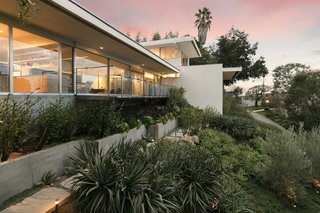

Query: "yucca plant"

xmin=69 ymin=140 xmax=186 ymax=213
xmin=177 ymin=146 xmax=223 ymax=213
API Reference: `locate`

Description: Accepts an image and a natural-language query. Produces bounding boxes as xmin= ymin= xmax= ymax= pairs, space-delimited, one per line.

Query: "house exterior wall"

xmin=164 ymin=58 xmax=182 ymax=67
xmin=162 ymin=64 xmax=224 ymax=114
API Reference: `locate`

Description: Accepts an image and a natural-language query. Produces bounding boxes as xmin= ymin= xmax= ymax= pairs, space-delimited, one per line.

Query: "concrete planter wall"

xmin=148 ymin=119 xmax=178 ymax=140
xmin=0 ymin=119 xmax=177 ymax=205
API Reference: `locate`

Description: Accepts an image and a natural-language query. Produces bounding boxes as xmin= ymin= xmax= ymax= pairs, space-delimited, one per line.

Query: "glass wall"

xmin=61 ymin=45 xmax=73 ymax=93
xmin=0 ymin=23 xmax=9 ymax=92
xmin=13 ymin=28 xmax=59 ymax=93
xmin=149 ymin=47 xmax=180 ymax=59
xmin=110 ymin=60 xmax=130 ymax=95
xmin=76 ymin=49 xmax=108 ymax=94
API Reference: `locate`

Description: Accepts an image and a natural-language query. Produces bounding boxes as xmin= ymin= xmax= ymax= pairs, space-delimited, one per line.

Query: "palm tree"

xmin=194 ymin=7 xmax=212 ymax=45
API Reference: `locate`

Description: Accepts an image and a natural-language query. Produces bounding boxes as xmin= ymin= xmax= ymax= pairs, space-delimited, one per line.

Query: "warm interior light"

xmin=55 ymin=199 xmax=60 ymax=205
xmin=99 ymin=46 xmax=104 ymax=50
xmin=141 ymin=64 xmax=145 ymax=67
xmin=0 ymin=29 xmax=3 ymax=33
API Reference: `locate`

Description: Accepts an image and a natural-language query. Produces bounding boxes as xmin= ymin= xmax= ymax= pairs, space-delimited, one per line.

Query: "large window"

xmin=13 ymin=28 xmax=59 ymax=93
xmin=110 ymin=60 xmax=130 ymax=95
xmin=0 ymin=23 xmax=9 ymax=92
xmin=76 ymin=49 xmax=108 ymax=94
xmin=160 ymin=47 xmax=179 ymax=59
xmin=61 ymin=45 xmax=73 ymax=93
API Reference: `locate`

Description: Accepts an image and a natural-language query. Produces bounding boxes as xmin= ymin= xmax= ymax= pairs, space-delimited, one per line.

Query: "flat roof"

xmin=141 ymin=36 xmax=202 ymax=58
xmin=0 ymin=0 xmax=179 ymax=74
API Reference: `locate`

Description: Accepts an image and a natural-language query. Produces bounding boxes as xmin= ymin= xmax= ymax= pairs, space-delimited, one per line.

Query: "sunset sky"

xmin=75 ymin=0 xmax=320 ymax=90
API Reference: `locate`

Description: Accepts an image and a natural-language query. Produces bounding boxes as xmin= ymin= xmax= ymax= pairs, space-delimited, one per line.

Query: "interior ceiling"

xmin=223 ymin=72 xmax=239 ymax=80
xmin=0 ymin=0 xmax=177 ymax=74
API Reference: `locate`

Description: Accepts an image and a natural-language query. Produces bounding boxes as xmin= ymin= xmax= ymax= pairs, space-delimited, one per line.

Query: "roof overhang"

xmin=141 ymin=37 xmax=201 ymax=58
xmin=0 ymin=0 xmax=179 ymax=74
xmin=222 ymin=67 xmax=242 ymax=80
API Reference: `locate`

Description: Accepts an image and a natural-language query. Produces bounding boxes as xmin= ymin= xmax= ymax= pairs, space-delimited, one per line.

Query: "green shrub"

xmin=179 ymin=107 xmax=204 ymax=134
xmin=219 ymin=176 xmax=253 ymax=213
xmin=263 ymin=130 xmax=311 ymax=206
xmin=167 ymin=86 xmax=188 ymax=109
xmin=209 ymin=116 xmax=256 ymax=141
xmin=143 ymin=115 xmax=154 ymax=128
xmin=0 ymin=95 xmax=38 ymax=161
xmin=75 ymin=101 xmax=121 ymax=138
xmin=302 ymin=127 xmax=320 ymax=180
xmin=41 ymin=170 xmax=57 ymax=185
xmin=35 ymin=99 xmax=76 ymax=150
xmin=116 ymin=121 xmax=130 ymax=133
xmin=69 ymin=140 xmax=223 ymax=213
xmin=223 ymin=92 xmax=251 ymax=118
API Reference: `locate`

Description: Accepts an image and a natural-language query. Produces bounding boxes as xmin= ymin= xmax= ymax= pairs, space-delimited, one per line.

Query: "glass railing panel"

xmin=110 ymin=75 xmax=122 ymax=94
xmin=133 ymin=79 xmax=143 ymax=96
xmin=122 ymin=77 xmax=132 ymax=95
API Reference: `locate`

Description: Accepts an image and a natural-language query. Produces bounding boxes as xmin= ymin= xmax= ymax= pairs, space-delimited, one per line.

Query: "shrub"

xmin=177 ymin=146 xmax=223 ymax=212
xmin=223 ymin=92 xmax=251 ymax=118
xmin=35 ymin=99 xmax=76 ymax=150
xmin=75 ymin=101 xmax=121 ymax=138
xmin=143 ymin=115 xmax=155 ymax=128
xmin=302 ymin=127 xmax=320 ymax=180
xmin=0 ymin=95 xmax=38 ymax=161
xmin=167 ymin=86 xmax=188 ymax=109
xmin=209 ymin=116 xmax=256 ymax=141
xmin=69 ymin=140 xmax=223 ymax=213
xmin=263 ymin=130 xmax=311 ymax=206
xmin=41 ymin=171 xmax=58 ymax=185
xmin=179 ymin=107 xmax=204 ymax=134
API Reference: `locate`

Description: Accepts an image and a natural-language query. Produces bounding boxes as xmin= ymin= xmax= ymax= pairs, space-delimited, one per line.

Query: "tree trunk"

xmin=255 ymin=98 xmax=258 ymax=107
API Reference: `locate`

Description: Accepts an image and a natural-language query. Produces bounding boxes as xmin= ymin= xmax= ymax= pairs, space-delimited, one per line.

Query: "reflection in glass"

xmin=13 ymin=28 xmax=58 ymax=93
xmin=62 ymin=45 xmax=73 ymax=93
xmin=76 ymin=49 xmax=108 ymax=94
xmin=110 ymin=60 xmax=130 ymax=95
xmin=0 ymin=23 xmax=9 ymax=92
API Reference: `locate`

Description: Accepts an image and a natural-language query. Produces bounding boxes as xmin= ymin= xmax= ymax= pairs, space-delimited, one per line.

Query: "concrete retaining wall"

xmin=0 ymin=119 xmax=177 ymax=205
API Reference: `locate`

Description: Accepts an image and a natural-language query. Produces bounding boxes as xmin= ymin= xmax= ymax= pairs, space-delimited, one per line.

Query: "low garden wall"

xmin=0 ymin=119 xmax=177 ymax=206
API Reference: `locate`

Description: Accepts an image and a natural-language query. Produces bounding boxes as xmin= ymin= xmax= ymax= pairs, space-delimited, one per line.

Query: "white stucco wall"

xmin=163 ymin=64 xmax=224 ymax=114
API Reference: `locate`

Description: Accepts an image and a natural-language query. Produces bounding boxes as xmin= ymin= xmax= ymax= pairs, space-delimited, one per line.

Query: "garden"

xmin=1 ymin=87 xmax=320 ymax=212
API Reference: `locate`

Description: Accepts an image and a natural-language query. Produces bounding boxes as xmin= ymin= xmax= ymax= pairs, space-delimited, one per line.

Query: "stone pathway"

xmin=0 ymin=187 xmax=69 ymax=213
xmin=250 ymin=111 xmax=286 ymax=131
xmin=0 ymin=176 xmax=75 ymax=213
xmin=165 ymin=128 xmax=184 ymax=142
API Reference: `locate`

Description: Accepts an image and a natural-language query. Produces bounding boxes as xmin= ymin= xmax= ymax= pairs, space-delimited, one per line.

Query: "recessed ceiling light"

xmin=141 ymin=64 xmax=145 ymax=67
xmin=99 ymin=46 xmax=104 ymax=50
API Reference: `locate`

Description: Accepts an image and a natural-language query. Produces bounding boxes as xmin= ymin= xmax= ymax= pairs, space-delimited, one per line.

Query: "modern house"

xmin=0 ymin=0 xmax=240 ymax=113
xmin=141 ymin=37 xmax=241 ymax=113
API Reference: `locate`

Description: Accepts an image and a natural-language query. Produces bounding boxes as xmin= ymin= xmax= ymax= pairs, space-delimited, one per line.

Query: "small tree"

xmin=151 ymin=32 xmax=161 ymax=41
xmin=164 ymin=31 xmax=179 ymax=39
xmin=285 ymin=72 xmax=320 ymax=130
xmin=214 ymin=28 xmax=268 ymax=85
xmin=246 ymin=85 xmax=271 ymax=107
xmin=273 ymin=63 xmax=310 ymax=94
